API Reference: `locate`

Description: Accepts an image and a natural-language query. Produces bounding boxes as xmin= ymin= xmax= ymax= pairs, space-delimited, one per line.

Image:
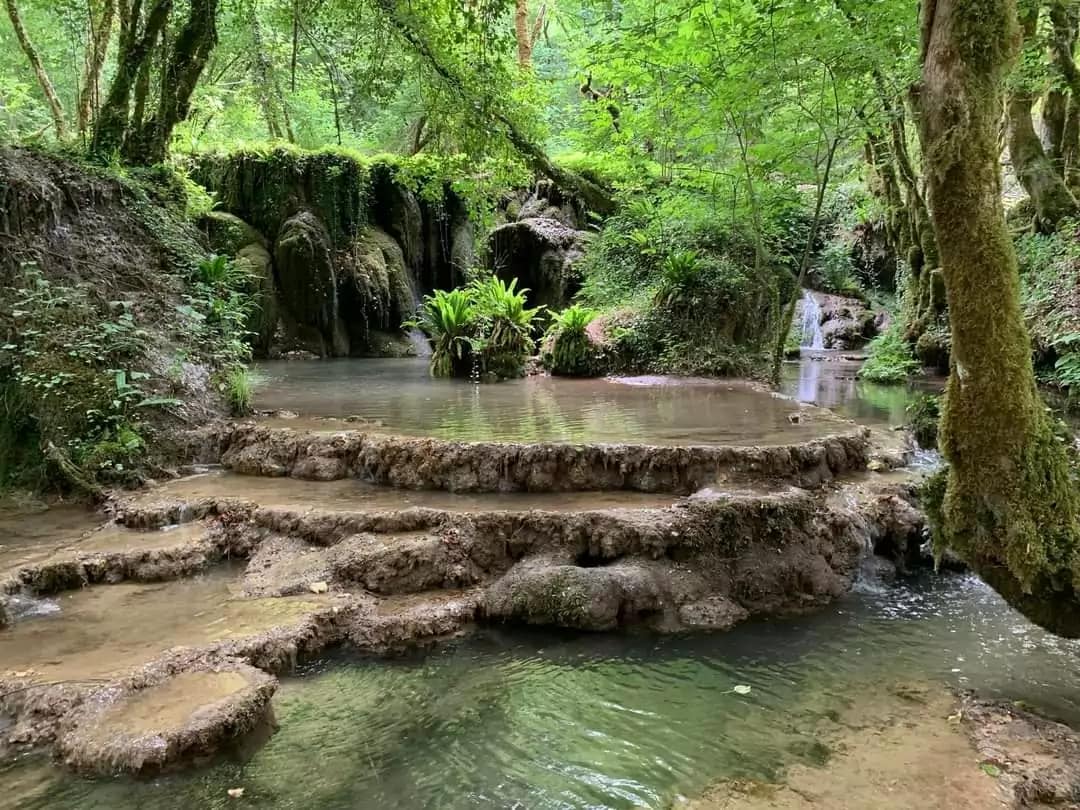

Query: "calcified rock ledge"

xmin=55 ymin=663 xmax=277 ymax=776
xmin=0 ymin=470 xmax=921 ymax=774
xmin=186 ymin=422 xmax=873 ymax=493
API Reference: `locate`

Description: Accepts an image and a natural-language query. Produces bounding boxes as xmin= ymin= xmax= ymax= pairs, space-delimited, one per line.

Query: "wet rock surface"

xmin=188 ymin=422 xmax=872 ymax=494
xmin=55 ymin=664 xmax=277 ymax=776
xmin=0 ymin=419 xmax=950 ymax=784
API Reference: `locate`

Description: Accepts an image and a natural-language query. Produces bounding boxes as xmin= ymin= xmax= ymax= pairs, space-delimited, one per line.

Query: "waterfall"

xmin=800 ymin=289 xmax=825 ymax=350
xmin=404 ymin=269 xmax=432 ymax=358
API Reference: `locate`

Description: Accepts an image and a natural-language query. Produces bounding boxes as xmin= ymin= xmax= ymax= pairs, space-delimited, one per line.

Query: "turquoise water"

xmin=10 ymin=574 xmax=1080 ymax=810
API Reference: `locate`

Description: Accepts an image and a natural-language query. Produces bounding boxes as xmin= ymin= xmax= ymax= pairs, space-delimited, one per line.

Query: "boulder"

xmin=487 ymin=217 xmax=592 ymax=310
xmin=811 ymin=291 xmax=880 ymax=350
xmin=235 ymin=242 xmax=278 ymax=356
xmin=274 ymin=211 xmax=347 ymax=356
xmin=201 ymin=210 xmax=267 ymax=256
xmin=338 ymin=226 xmax=416 ymax=349
xmin=485 ymin=560 xmax=665 ymax=631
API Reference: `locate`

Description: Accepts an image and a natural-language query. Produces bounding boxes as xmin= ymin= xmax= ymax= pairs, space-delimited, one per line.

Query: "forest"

xmin=3 ymin=0 xmax=1080 ymax=805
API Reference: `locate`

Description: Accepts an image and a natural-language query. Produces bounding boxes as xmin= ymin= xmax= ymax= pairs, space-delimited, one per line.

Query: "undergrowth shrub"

xmin=575 ymin=191 xmax=786 ymax=376
xmin=543 ymin=305 xmax=599 ymax=376
xmin=859 ymin=327 xmax=919 ymax=384
xmin=1016 ymin=222 xmax=1080 ymax=400
xmin=409 ymin=275 xmax=542 ymax=381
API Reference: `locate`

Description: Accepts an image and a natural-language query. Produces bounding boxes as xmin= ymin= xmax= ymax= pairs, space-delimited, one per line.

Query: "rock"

xmin=814 ymin=292 xmax=880 ymax=350
xmin=485 ymin=560 xmax=666 ymax=631
xmin=235 ymin=241 xmax=278 ymax=357
xmin=0 ymin=597 xmax=8 ymax=629
xmin=338 ymin=226 xmax=415 ymax=346
xmin=370 ymin=169 xmax=424 ymax=275
xmin=202 ymin=211 xmax=267 ymax=256
xmin=274 ymin=211 xmax=347 ymax=356
xmin=487 ymin=218 xmax=592 ymax=310
xmin=56 ymin=664 xmax=277 ymax=776
xmin=677 ymin=596 xmax=749 ymax=630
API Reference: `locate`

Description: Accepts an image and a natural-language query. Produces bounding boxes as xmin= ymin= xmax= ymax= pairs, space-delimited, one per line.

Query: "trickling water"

xmin=799 ymin=289 xmax=825 ymax=350
xmin=406 ymin=328 xmax=431 ymax=358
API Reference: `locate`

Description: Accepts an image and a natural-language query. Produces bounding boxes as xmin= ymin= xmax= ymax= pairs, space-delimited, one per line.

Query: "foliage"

xmin=543 ymin=304 xmax=598 ymax=376
xmin=859 ymin=327 xmax=919 ymax=384
xmin=408 ymin=288 xmax=474 ymax=378
xmin=813 ymin=234 xmax=862 ymax=298
xmin=906 ymin=393 xmax=940 ymax=450
xmin=409 ymin=276 xmax=543 ymax=381
xmin=221 ymin=366 xmax=262 ymax=416
xmin=1016 ymin=221 xmax=1080 ymax=398
xmin=0 ymin=265 xmax=175 ymax=486
xmin=467 ymin=275 xmax=544 ymax=380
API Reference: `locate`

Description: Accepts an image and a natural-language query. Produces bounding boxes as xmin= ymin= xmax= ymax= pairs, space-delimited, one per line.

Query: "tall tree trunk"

xmin=128 ymin=0 xmax=219 ymax=164
xmin=77 ymin=0 xmax=117 ymax=137
xmin=514 ymin=0 xmax=532 ymax=67
xmin=5 ymin=0 xmax=68 ymax=138
xmin=1007 ymin=4 xmax=1078 ymax=230
xmin=93 ymin=0 xmax=172 ymax=157
xmin=1048 ymin=0 xmax=1080 ymax=187
xmin=917 ymin=0 xmax=1080 ymax=637
xmin=1064 ymin=92 xmax=1080 ymax=187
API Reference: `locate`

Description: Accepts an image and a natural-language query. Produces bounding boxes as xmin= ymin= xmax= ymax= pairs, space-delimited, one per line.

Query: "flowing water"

xmin=252 ymin=359 xmax=845 ymax=445
xmin=798 ymin=290 xmax=824 ymax=350
xmin=7 ymin=574 xmax=1080 ymax=809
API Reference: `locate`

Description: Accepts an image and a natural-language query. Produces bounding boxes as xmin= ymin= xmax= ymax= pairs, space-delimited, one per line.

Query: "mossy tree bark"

xmin=1007 ymin=3 xmax=1079 ymax=231
xmin=1048 ymin=0 xmax=1080 ymax=187
xmin=92 ymin=0 xmax=219 ymax=164
xmin=917 ymin=0 xmax=1080 ymax=637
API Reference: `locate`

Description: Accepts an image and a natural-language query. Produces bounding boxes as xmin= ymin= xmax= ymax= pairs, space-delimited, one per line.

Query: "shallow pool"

xmin=9 ymin=573 xmax=1079 ymax=809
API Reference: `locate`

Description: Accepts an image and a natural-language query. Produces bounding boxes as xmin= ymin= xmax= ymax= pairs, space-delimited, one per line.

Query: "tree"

xmin=93 ymin=0 xmax=221 ymax=164
xmin=1007 ymin=0 xmax=1078 ymax=230
xmin=917 ymin=0 xmax=1080 ymax=636
xmin=4 ymin=0 xmax=66 ymax=138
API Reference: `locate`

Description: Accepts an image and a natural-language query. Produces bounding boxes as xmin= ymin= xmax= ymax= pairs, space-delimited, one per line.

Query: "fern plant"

xmin=545 ymin=304 xmax=599 ymax=376
xmin=468 ymin=276 xmax=544 ymax=379
xmin=408 ymin=289 xmax=475 ymax=378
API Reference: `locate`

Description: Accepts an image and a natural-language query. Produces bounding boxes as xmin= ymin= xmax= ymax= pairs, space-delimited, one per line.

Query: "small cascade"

xmin=405 ymin=282 xmax=431 ymax=358
xmin=800 ymin=289 xmax=825 ymax=350
xmin=5 ymin=592 xmax=61 ymax=621
xmin=407 ymin=328 xmax=431 ymax=357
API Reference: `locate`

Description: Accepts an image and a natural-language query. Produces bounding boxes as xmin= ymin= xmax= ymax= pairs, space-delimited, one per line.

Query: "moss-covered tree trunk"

xmin=917 ymin=0 xmax=1080 ymax=637
xmin=1007 ymin=4 xmax=1079 ymax=231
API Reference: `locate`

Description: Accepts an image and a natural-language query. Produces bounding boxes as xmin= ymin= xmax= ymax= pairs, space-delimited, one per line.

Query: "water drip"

xmin=800 ymin=289 xmax=825 ymax=350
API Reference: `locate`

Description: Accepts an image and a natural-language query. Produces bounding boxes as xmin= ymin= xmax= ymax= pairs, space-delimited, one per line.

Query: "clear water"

xmin=8 ymin=574 xmax=1080 ymax=810
xmin=781 ymin=356 xmax=943 ymax=427
xmin=252 ymin=359 xmax=844 ymax=445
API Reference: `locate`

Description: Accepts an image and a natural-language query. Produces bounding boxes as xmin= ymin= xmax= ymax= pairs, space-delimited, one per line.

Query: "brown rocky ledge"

xmin=55 ymin=663 xmax=277 ymax=776
xmin=186 ymin=422 xmax=873 ymax=493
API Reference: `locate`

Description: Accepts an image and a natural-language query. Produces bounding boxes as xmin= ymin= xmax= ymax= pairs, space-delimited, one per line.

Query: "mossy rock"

xmin=338 ymin=226 xmax=416 ymax=351
xmin=201 ymin=211 xmax=267 ymax=256
xmin=236 ymin=242 xmax=278 ymax=356
xmin=275 ymin=211 xmax=345 ymax=355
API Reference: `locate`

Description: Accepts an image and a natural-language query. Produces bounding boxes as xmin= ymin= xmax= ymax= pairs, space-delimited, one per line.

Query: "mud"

xmin=187 ymin=422 xmax=872 ymax=494
xmin=55 ymin=664 xmax=277 ymax=775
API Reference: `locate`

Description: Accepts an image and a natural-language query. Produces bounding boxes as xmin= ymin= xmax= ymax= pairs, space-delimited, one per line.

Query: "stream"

xmin=3 ymin=356 xmax=1076 ymax=810
xmin=9 ymin=573 xmax=1080 ymax=809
